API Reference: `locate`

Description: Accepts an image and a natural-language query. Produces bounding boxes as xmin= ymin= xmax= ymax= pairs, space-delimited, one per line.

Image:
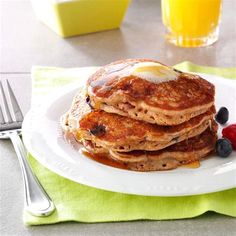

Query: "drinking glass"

xmin=161 ymin=0 xmax=222 ymax=47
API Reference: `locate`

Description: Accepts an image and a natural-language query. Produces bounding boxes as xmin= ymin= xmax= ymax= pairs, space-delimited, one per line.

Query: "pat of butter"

xmin=131 ymin=62 xmax=179 ymax=83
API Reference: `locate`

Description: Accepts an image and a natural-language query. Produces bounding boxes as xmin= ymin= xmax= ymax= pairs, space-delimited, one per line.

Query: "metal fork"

xmin=0 ymin=79 xmax=55 ymax=216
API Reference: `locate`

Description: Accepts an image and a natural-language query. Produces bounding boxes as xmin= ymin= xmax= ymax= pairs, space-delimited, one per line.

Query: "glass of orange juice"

xmin=161 ymin=0 xmax=222 ymax=47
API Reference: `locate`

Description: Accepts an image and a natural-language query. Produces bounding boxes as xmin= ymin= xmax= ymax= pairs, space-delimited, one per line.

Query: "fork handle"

xmin=9 ymin=132 xmax=55 ymax=216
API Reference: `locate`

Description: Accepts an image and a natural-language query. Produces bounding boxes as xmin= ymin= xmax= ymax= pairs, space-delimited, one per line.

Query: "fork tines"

xmin=0 ymin=80 xmax=23 ymax=128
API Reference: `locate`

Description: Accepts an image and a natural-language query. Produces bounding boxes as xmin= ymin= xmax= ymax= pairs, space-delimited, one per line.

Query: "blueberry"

xmin=216 ymin=138 xmax=233 ymax=158
xmin=89 ymin=124 xmax=106 ymax=136
xmin=215 ymin=107 xmax=229 ymax=124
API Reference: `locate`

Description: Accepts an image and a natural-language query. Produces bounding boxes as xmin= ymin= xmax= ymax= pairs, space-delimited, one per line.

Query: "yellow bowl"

xmin=31 ymin=0 xmax=131 ymax=37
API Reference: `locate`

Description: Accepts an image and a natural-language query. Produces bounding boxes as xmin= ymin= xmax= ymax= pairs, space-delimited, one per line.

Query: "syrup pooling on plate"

xmin=81 ymin=148 xmax=128 ymax=170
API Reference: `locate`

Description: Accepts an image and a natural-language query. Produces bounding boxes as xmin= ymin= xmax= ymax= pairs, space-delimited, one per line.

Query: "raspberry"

xmin=222 ymin=124 xmax=236 ymax=150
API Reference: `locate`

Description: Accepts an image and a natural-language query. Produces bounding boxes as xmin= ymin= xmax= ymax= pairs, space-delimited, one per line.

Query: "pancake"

xmin=61 ymin=89 xmax=215 ymax=153
xmin=84 ymin=126 xmax=217 ymax=171
xmin=87 ymin=59 xmax=215 ymax=125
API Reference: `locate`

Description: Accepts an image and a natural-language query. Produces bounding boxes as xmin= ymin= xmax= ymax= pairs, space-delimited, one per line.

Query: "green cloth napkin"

xmin=175 ymin=61 xmax=236 ymax=79
xmin=24 ymin=62 xmax=236 ymax=225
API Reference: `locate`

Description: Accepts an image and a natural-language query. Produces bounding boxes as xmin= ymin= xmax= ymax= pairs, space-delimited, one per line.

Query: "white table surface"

xmin=0 ymin=0 xmax=236 ymax=235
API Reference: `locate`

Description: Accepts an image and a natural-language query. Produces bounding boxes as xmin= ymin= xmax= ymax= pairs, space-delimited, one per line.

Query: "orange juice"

xmin=161 ymin=0 xmax=222 ymax=47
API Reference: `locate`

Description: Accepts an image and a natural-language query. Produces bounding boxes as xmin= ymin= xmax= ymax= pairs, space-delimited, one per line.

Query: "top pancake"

xmin=87 ymin=59 xmax=215 ymax=125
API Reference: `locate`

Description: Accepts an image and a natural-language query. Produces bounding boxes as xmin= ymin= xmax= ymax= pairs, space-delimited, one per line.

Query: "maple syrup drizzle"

xmin=89 ymin=61 xmax=138 ymax=96
xmin=89 ymin=61 xmax=180 ymax=97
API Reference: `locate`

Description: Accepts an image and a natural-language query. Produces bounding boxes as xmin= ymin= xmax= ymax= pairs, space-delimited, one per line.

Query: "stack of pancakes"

xmin=61 ymin=59 xmax=218 ymax=171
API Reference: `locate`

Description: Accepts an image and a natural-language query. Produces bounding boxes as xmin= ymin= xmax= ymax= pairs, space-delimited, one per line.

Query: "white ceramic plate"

xmin=22 ymin=73 xmax=236 ymax=196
